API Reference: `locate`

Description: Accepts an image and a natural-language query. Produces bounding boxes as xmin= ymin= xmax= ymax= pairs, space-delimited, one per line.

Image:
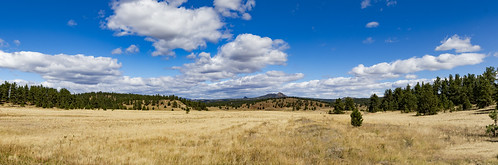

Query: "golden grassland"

xmin=0 ymin=106 xmax=497 ymax=164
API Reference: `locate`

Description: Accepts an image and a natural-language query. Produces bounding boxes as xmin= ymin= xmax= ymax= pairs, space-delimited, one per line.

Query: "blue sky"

xmin=0 ymin=0 xmax=497 ymax=99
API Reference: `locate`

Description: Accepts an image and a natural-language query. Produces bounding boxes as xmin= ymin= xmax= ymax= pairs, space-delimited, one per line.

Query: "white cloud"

xmin=405 ymin=74 xmax=417 ymax=79
xmin=435 ymin=35 xmax=481 ymax=53
xmin=361 ymin=0 xmax=371 ymax=9
xmin=363 ymin=37 xmax=374 ymax=44
xmin=111 ymin=48 xmax=123 ymax=55
xmin=366 ymin=21 xmax=379 ymax=28
xmin=281 ymin=77 xmax=430 ymax=98
xmin=186 ymin=52 xmax=197 ymax=59
xmin=67 ymin=19 xmax=77 ymax=26
xmin=494 ymin=52 xmax=498 ymax=57
xmin=350 ymin=53 xmax=486 ymax=79
xmin=175 ymin=33 xmax=289 ymax=81
xmin=106 ymin=0 xmax=225 ymax=56
xmin=0 ymin=50 xmax=121 ymax=85
xmin=214 ymin=0 xmax=255 ymax=20
xmin=13 ymin=40 xmax=21 ymax=46
xmin=125 ymin=45 xmax=139 ymax=53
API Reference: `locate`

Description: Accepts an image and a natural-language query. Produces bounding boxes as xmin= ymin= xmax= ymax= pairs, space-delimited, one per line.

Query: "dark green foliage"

xmin=462 ymin=95 xmax=472 ymax=110
xmin=344 ymin=97 xmax=355 ymax=111
xmin=486 ymin=105 xmax=498 ymax=137
xmin=368 ymin=94 xmax=380 ymax=113
xmin=416 ymin=83 xmax=439 ymax=116
xmin=333 ymin=98 xmax=344 ymax=114
xmin=350 ymin=107 xmax=363 ymax=127
xmin=476 ymin=75 xmax=494 ymax=109
xmin=0 ymin=82 xmax=208 ymax=111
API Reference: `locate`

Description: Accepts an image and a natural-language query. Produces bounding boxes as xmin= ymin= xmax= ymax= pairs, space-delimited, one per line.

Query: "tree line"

xmin=366 ymin=67 xmax=497 ymax=115
xmin=0 ymin=83 xmax=207 ymax=111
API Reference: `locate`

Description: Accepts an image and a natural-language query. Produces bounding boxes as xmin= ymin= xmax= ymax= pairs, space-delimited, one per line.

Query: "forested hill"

xmin=365 ymin=67 xmax=497 ymax=115
xmin=0 ymin=83 xmax=207 ymax=111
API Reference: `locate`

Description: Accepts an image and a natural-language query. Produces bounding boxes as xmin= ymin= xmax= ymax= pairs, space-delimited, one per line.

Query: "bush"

xmin=350 ymin=108 xmax=363 ymax=127
xmin=486 ymin=107 xmax=498 ymax=137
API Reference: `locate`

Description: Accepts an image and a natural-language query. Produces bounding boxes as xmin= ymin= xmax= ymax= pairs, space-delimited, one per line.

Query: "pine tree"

xmin=350 ymin=107 xmax=363 ymax=127
xmin=368 ymin=94 xmax=380 ymax=113
xmin=344 ymin=97 xmax=355 ymax=111
xmin=333 ymin=98 xmax=344 ymax=114
xmin=417 ymin=83 xmax=439 ymax=116
xmin=475 ymin=75 xmax=493 ymax=109
xmin=486 ymin=105 xmax=498 ymax=137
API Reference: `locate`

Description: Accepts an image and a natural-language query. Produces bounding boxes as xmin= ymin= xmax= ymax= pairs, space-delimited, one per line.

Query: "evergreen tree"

xmin=344 ymin=97 xmax=355 ymax=111
xmin=333 ymin=98 xmax=344 ymax=114
xmin=350 ymin=107 xmax=363 ymax=127
xmin=368 ymin=94 xmax=380 ymax=113
xmin=417 ymin=83 xmax=439 ymax=115
xmin=486 ymin=105 xmax=498 ymax=137
xmin=475 ymin=75 xmax=493 ymax=109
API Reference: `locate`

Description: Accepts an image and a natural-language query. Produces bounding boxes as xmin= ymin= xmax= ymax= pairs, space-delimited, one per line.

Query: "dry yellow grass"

xmin=0 ymin=107 xmax=497 ymax=164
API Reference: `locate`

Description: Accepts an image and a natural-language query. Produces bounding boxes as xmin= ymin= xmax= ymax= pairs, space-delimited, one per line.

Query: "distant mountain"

xmin=256 ymin=92 xmax=287 ymax=99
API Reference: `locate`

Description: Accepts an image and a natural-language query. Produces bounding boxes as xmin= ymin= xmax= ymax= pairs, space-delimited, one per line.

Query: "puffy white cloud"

xmin=111 ymin=47 xmax=123 ymax=54
xmin=106 ymin=0 xmax=225 ymax=56
xmin=214 ymin=0 xmax=255 ymax=20
xmin=13 ymin=40 xmax=21 ymax=46
xmin=67 ymin=19 xmax=77 ymax=26
xmin=0 ymin=50 xmax=121 ymax=85
xmin=282 ymin=77 xmax=430 ymax=98
xmin=125 ymin=44 xmax=139 ymax=53
xmin=435 ymin=35 xmax=481 ymax=53
xmin=175 ymin=33 xmax=289 ymax=81
xmin=361 ymin=0 xmax=371 ymax=9
xmin=350 ymin=53 xmax=486 ymax=78
xmin=366 ymin=21 xmax=379 ymax=28
xmin=363 ymin=37 xmax=374 ymax=44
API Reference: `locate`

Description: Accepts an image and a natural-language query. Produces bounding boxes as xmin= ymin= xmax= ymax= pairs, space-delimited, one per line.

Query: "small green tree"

xmin=350 ymin=107 xmax=363 ymax=127
xmin=344 ymin=97 xmax=355 ymax=111
xmin=368 ymin=94 xmax=380 ymax=113
xmin=486 ymin=105 xmax=498 ymax=137
xmin=333 ymin=98 xmax=344 ymax=114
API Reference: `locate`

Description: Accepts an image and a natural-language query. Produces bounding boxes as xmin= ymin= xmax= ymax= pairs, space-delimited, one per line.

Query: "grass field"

xmin=1 ymin=107 xmax=497 ymax=164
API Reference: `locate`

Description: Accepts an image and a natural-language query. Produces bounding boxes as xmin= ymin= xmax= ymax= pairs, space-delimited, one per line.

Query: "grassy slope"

xmin=0 ymin=107 xmax=497 ymax=164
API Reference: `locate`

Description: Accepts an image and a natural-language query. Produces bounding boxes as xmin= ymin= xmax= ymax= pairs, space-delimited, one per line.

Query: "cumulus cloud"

xmin=282 ymin=77 xmax=429 ymax=98
xmin=0 ymin=50 xmax=121 ymax=84
xmin=125 ymin=44 xmax=139 ymax=53
xmin=106 ymin=0 xmax=225 ymax=56
xmin=111 ymin=48 xmax=123 ymax=55
xmin=363 ymin=37 xmax=374 ymax=44
xmin=366 ymin=21 xmax=379 ymax=28
xmin=67 ymin=19 xmax=77 ymax=26
xmin=435 ymin=35 xmax=481 ymax=53
xmin=175 ymin=33 xmax=289 ymax=81
xmin=214 ymin=0 xmax=255 ymax=20
xmin=350 ymin=53 xmax=486 ymax=78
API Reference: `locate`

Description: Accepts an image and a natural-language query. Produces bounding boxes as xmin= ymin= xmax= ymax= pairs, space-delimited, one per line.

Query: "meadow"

xmin=1 ymin=107 xmax=497 ymax=164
